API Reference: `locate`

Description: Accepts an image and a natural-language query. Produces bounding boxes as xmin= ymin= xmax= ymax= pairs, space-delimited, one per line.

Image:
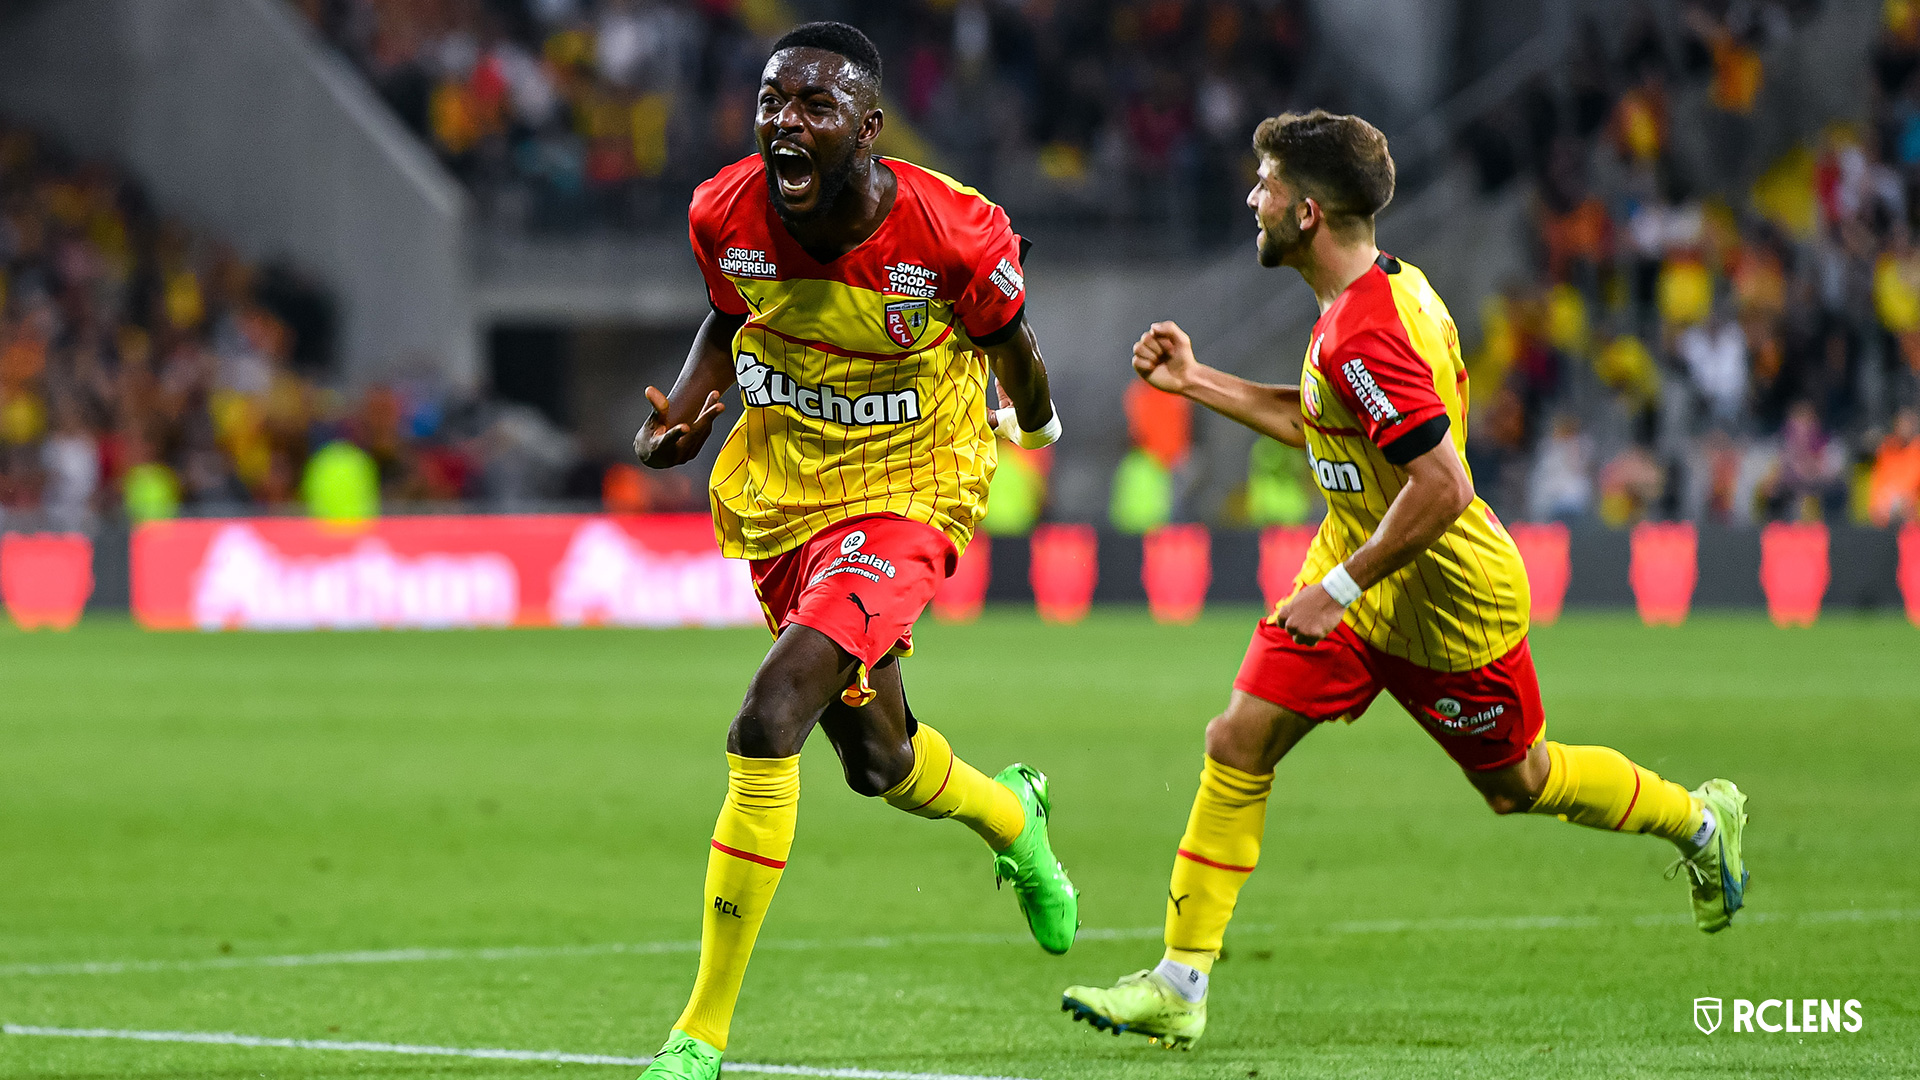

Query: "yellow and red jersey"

xmin=689 ymin=155 xmax=1027 ymax=560
xmin=1287 ymin=253 xmax=1530 ymax=672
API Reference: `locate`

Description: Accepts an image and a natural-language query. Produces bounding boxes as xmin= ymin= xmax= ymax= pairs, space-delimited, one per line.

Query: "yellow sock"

xmin=1164 ymin=756 xmax=1272 ymax=966
xmin=880 ymin=723 xmax=1025 ymax=851
xmin=673 ymin=754 xmax=799 ymax=1051
xmin=1530 ymin=741 xmax=1703 ymax=846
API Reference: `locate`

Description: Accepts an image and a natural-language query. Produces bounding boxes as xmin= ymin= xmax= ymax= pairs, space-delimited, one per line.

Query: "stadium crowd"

xmin=293 ymin=0 xmax=1305 ymax=242
xmin=0 ymin=121 xmax=602 ymax=530
xmin=1458 ymin=0 xmax=1920 ymax=528
xmin=12 ymin=3 xmax=1920 ymax=533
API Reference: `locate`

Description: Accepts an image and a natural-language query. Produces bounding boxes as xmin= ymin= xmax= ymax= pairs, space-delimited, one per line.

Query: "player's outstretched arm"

xmin=1276 ymin=434 xmax=1475 ymax=643
xmin=1132 ymin=321 xmax=1303 ymax=447
xmin=634 ymin=309 xmax=747 ymax=469
xmin=983 ymin=316 xmax=1060 ymax=444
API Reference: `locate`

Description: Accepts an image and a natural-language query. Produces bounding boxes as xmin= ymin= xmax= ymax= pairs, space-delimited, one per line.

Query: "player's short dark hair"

xmin=1252 ymin=110 xmax=1395 ymax=230
xmin=771 ymin=21 xmax=883 ymax=87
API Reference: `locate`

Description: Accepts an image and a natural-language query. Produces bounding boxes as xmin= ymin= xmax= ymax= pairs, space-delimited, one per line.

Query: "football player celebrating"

xmin=632 ymin=22 xmax=1076 ymax=1080
xmin=1060 ymin=110 xmax=1748 ymax=1049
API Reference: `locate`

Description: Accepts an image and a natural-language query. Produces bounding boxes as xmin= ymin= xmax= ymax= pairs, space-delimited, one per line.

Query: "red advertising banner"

xmin=1759 ymin=522 xmax=1829 ymax=628
xmin=131 ymin=515 xmax=761 ymax=631
xmin=1630 ymin=522 xmax=1697 ymax=626
xmin=932 ymin=533 xmax=990 ymax=623
xmin=1143 ymin=525 xmax=1210 ymax=624
xmin=1509 ymin=522 xmax=1571 ymax=626
xmin=1029 ymin=524 xmax=1097 ymax=625
xmin=1901 ymin=524 xmax=1920 ymax=628
xmin=1257 ymin=525 xmax=1318 ymax=611
xmin=1 ymin=533 xmax=94 ymax=630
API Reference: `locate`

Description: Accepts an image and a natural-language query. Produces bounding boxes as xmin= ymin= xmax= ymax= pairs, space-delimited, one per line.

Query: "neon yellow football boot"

xmin=1667 ymin=778 xmax=1749 ymax=933
xmin=992 ymin=763 xmax=1079 ymax=954
xmin=637 ymin=1030 xmax=720 ymax=1080
xmin=1061 ymin=969 xmax=1207 ymax=1049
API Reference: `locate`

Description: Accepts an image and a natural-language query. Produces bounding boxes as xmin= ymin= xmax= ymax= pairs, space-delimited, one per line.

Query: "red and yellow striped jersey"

xmin=1286 ymin=254 xmax=1530 ymax=672
xmin=689 ymin=156 xmax=1026 ymax=560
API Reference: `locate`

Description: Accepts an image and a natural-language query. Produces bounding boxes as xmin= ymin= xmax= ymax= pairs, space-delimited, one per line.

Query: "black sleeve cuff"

xmin=1380 ymin=414 xmax=1450 ymax=466
xmin=970 ymin=304 xmax=1026 ymax=348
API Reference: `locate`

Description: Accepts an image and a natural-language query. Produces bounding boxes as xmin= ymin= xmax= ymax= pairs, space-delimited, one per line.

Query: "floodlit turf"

xmin=1 ymin=610 xmax=1915 ymax=1079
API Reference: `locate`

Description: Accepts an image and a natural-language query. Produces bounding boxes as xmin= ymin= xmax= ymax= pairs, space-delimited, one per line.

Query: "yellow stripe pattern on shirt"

xmin=1290 ymin=260 xmax=1531 ymax=672
xmin=708 ymin=275 xmax=995 ymax=560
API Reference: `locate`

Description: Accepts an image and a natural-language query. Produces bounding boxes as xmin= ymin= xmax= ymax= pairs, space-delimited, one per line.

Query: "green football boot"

xmin=1666 ymin=778 xmax=1749 ymax=933
xmin=991 ymin=763 xmax=1079 ymax=954
xmin=637 ymin=1030 xmax=721 ymax=1080
xmin=1062 ymin=968 xmax=1207 ymax=1049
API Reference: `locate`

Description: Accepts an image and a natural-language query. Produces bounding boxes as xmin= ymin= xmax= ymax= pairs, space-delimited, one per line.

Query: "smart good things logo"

xmin=1693 ymin=997 xmax=1863 ymax=1035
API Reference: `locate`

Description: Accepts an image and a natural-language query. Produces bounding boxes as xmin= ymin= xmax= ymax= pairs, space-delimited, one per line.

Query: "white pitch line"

xmin=1323 ymin=907 xmax=1920 ymax=935
xmin=0 ymin=926 xmax=1168 ymax=978
xmin=5 ymin=909 xmax=1912 ymax=980
xmin=0 ymin=1024 xmax=1041 ymax=1080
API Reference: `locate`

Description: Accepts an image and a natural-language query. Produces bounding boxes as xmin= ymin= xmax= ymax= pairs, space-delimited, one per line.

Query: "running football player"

xmin=1060 ymin=110 xmax=1748 ymax=1049
xmin=630 ymin=22 xmax=1076 ymax=1080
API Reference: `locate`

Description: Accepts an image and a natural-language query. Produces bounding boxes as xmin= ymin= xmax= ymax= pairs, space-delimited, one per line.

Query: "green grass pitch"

xmin=1 ymin=611 xmax=1915 ymax=1079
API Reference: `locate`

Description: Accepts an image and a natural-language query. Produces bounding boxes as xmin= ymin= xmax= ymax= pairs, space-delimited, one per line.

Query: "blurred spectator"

xmin=1124 ymin=380 xmax=1192 ymax=470
xmin=302 ymin=438 xmax=380 ymax=522
xmin=1527 ymin=414 xmax=1594 ymax=522
xmin=1677 ymin=313 xmax=1750 ymax=428
xmin=1595 ymin=334 xmax=1662 ymax=421
xmin=1110 ymin=447 xmax=1174 ymax=534
xmin=1109 ymin=380 xmax=1192 ymax=533
xmin=1868 ymin=406 xmax=1920 ymax=523
xmin=1597 ymin=443 xmax=1667 ymax=526
xmin=1244 ymin=438 xmax=1314 ymax=526
xmin=1770 ymin=399 xmax=1847 ymax=519
xmin=981 ymin=441 xmax=1049 ymax=536
xmin=480 ymin=402 xmax=578 ymax=507
xmin=40 ymin=394 xmax=98 ymax=530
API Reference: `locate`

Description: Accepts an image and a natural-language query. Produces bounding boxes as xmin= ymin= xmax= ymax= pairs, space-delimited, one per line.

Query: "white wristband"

xmin=1320 ymin=562 xmax=1363 ymax=607
xmin=994 ymin=404 xmax=1063 ymax=449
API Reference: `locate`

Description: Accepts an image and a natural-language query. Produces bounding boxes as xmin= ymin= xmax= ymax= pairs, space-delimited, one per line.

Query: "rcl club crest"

xmin=884 ymin=299 xmax=929 ymax=348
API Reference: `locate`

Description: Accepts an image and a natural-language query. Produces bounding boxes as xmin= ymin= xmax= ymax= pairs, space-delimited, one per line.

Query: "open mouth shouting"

xmin=770 ymin=142 xmax=817 ymax=207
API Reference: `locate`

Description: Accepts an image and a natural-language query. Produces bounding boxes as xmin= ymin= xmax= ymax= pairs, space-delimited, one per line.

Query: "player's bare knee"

xmin=1476 ymin=773 xmax=1542 ymax=815
xmin=830 ymin=726 xmax=913 ymax=797
xmin=1482 ymin=789 xmax=1532 ymax=815
xmin=1202 ymin=713 xmax=1240 ymax=759
xmin=730 ymin=686 xmax=812 ymax=757
xmin=843 ymin=758 xmax=905 ymax=798
xmin=1205 ymin=697 xmax=1311 ymax=773
xmin=729 ymin=708 xmax=799 ymax=758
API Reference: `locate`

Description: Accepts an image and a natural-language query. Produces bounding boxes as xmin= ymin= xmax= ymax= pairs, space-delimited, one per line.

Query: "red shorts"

xmin=749 ymin=514 xmax=956 ymax=706
xmin=1233 ymin=621 xmax=1544 ymax=771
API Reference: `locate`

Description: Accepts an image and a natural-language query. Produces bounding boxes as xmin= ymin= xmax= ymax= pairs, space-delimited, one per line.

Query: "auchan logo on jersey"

xmin=1306 ymin=445 xmax=1365 ymax=493
xmin=735 ymin=351 xmax=921 ymax=424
